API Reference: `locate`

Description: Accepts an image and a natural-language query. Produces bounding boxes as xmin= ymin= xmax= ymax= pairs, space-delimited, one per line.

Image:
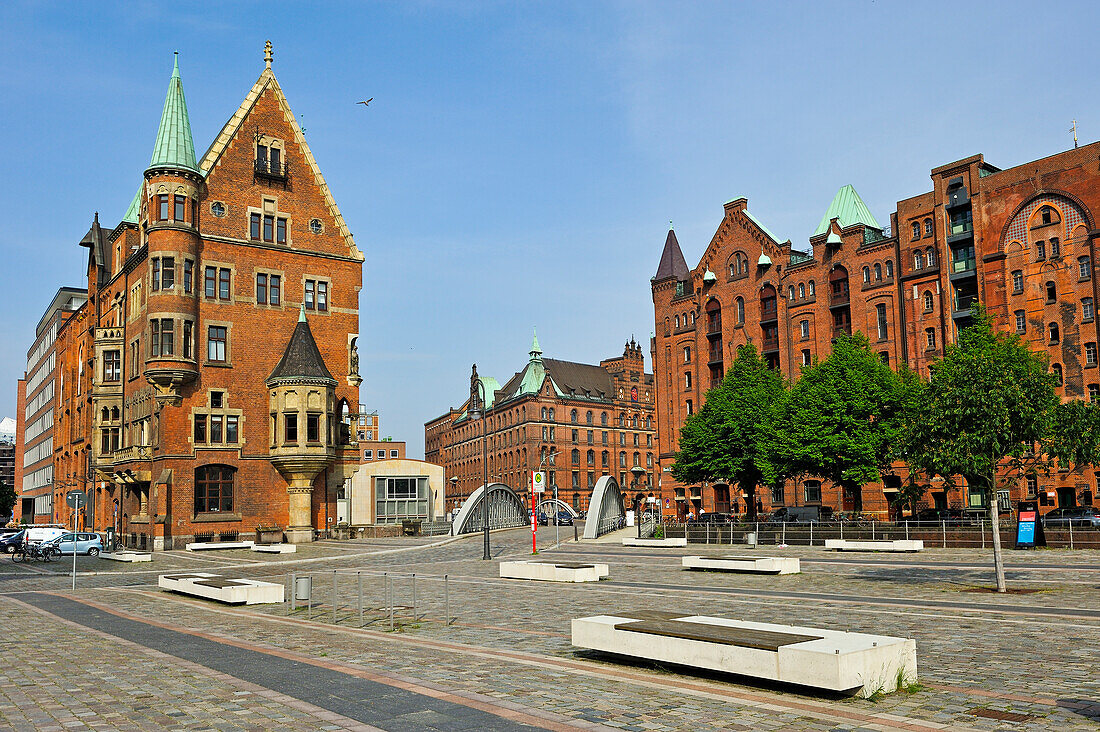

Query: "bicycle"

xmin=11 ymin=542 xmax=61 ymax=563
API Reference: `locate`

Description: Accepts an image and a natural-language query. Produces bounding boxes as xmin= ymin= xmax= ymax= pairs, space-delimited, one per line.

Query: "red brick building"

xmin=50 ymin=45 xmax=364 ymax=548
xmin=425 ymin=333 xmax=657 ymax=515
xmin=653 ymin=143 xmax=1100 ymax=519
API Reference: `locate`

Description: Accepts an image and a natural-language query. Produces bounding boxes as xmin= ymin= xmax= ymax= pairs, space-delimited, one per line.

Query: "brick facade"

xmin=653 ymin=143 xmax=1100 ymax=519
xmin=425 ymin=337 xmax=658 ymax=516
xmin=49 ymin=50 xmax=363 ymax=548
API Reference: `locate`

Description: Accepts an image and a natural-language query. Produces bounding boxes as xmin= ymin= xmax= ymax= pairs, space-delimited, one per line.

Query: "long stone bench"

xmin=572 ymin=611 xmax=916 ymax=698
xmin=251 ymin=543 xmax=297 ymax=554
xmin=682 ymin=555 xmax=800 ymax=574
xmin=185 ymin=540 xmax=255 ymax=551
xmin=500 ymin=560 xmax=609 ymax=583
xmin=101 ymin=551 xmax=152 ymax=563
xmin=158 ymin=572 xmax=285 ymax=605
xmin=621 ymin=537 xmax=688 ymax=547
xmin=825 ymin=539 xmax=923 ymax=552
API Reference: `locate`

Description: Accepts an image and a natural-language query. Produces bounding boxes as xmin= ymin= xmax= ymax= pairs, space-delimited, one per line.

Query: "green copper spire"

xmin=122 ymin=184 xmax=142 ymax=224
xmin=529 ymin=327 xmax=542 ymax=361
xmin=147 ymin=53 xmax=198 ymax=173
xmin=813 ymin=184 xmax=881 ymax=237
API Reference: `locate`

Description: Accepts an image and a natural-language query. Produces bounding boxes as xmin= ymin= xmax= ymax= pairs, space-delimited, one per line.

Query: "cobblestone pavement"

xmin=1 ymin=527 xmax=1098 ymax=730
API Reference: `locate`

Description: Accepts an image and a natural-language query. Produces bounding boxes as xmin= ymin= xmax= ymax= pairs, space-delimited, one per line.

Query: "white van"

xmin=25 ymin=526 xmax=67 ymax=544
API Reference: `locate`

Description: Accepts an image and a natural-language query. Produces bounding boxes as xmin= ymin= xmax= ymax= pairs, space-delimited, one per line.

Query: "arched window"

xmin=1052 ymin=363 xmax=1063 ymax=386
xmin=923 ymin=291 xmax=934 ymax=312
xmin=570 ymin=409 xmax=578 ymax=423
xmin=541 ymin=407 xmax=547 ymax=420
xmin=926 ymin=248 xmax=936 ymax=267
xmin=587 ymin=450 xmax=595 ymax=466
xmin=195 ymin=465 xmax=235 ymax=513
xmin=675 ymin=315 xmax=680 ymax=328
xmin=925 ymin=328 xmax=936 ymax=349
xmin=735 ymin=297 xmax=745 ymax=324
xmin=645 ymin=417 xmax=651 ymax=429
xmin=601 ymin=451 xmax=609 ymax=467
xmin=586 ymin=410 xmax=593 ymax=425
xmin=885 ymin=260 xmax=893 ymax=278
xmin=874 ymin=263 xmax=882 ymax=281
xmin=798 ymin=283 xmax=805 ymax=299
xmin=924 ymin=219 xmax=933 ymax=237
xmin=548 ymin=408 xmax=554 ymax=421
xmin=338 ymin=399 xmax=351 ymax=445
xmin=911 ymin=221 xmax=920 ymax=240
xmin=601 ymin=412 xmax=608 ymax=426
xmin=788 ymin=285 xmax=796 ymax=300
xmin=862 ymin=266 xmax=871 ymax=283
xmin=1049 ymin=322 xmax=1060 ymax=344
xmin=914 ymin=251 xmax=924 ymax=270
xmin=808 ymin=280 xmax=815 ymax=297
xmin=1046 ymin=281 xmax=1057 ymax=303
xmin=571 ymin=449 xmax=580 ymax=464
xmin=876 ymin=303 xmax=888 ymax=339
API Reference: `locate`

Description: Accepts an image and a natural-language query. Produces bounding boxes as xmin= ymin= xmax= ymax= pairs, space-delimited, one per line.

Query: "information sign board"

xmin=531 ymin=471 xmax=546 ymax=493
xmin=1014 ymin=500 xmax=1045 ymax=549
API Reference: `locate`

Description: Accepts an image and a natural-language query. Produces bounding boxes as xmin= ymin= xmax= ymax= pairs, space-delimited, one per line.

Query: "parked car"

xmin=537 ymin=511 xmax=574 ymax=526
xmin=691 ymin=512 xmax=732 ymax=524
xmin=0 ymin=530 xmax=26 ymax=554
xmin=767 ymin=506 xmax=830 ymax=524
xmin=24 ymin=526 xmax=67 ymax=544
xmin=911 ymin=508 xmax=976 ymax=525
xmin=44 ymin=532 xmax=103 ymax=556
xmin=1042 ymin=506 xmax=1100 ymax=528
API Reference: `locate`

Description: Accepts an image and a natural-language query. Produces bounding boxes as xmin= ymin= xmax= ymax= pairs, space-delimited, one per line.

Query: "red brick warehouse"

xmin=653 ymin=143 xmax=1100 ymax=519
xmin=52 ymin=43 xmax=364 ymax=549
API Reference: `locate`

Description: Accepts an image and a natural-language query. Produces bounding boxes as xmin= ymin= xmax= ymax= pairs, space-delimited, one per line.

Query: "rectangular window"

xmin=194 ymin=414 xmax=206 ymax=443
xmin=800 ymin=320 xmax=809 ymax=340
xmin=158 ymin=195 xmax=169 ymax=221
xmin=771 ymin=485 xmax=784 ymax=504
xmin=263 ymin=214 xmax=274 ymax=242
xmin=218 ymin=268 xmax=231 ymax=300
xmin=130 ymin=340 xmax=140 ymax=377
xmin=209 ymin=415 xmax=223 ymax=443
xmin=317 ymin=281 xmax=328 ymax=311
xmin=804 ymin=481 xmax=822 ymax=503
xmin=1080 ymin=256 xmax=1092 ymax=281
xmin=1088 ymin=343 xmax=1098 ymax=366
xmin=1084 ymin=298 xmax=1094 ymax=322
xmin=161 ymin=257 xmax=174 ymax=290
xmin=1015 ymin=310 xmax=1026 ymax=333
xmin=210 ymin=391 xmax=223 ymax=408
xmin=1012 ymin=270 xmax=1023 ymax=293
xmin=256 ymin=273 xmax=267 ymax=304
xmin=174 ymin=195 xmax=186 ymax=222
xmin=284 ymin=413 xmax=297 ymax=443
xmin=257 ymin=143 xmax=268 ymax=168
xmin=1090 ymin=385 xmax=1100 ymax=403
xmin=364 ymin=449 xmax=373 ymax=459
xmin=183 ymin=259 xmax=193 ymax=293
xmin=250 ymin=213 xmax=261 ymax=240
xmin=305 ymin=279 xmax=315 ymax=309
xmin=307 ymin=414 xmax=320 ymax=442
xmin=103 ymin=351 xmax=120 ymax=382
xmin=204 ymin=266 xmax=216 ymax=298
xmin=270 ymin=146 xmax=281 ymax=172
xmin=276 ymin=217 xmax=287 ymax=244
xmin=151 ymin=319 xmax=173 ymax=357
xmin=801 ymin=349 xmax=811 ymax=366
xmin=269 ymin=275 xmax=281 ymax=305
xmin=183 ymin=320 xmax=193 ymax=359
xmin=876 ymin=303 xmax=888 ymax=339
xmin=208 ymin=326 xmax=227 ymax=362
xmin=151 ymin=258 xmax=160 ymax=291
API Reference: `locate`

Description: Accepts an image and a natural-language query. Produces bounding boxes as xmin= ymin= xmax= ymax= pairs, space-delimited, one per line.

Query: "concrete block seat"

xmin=682 ymin=555 xmax=800 ymax=574
xmin=824 ymin=539 xmax=923 ymax=552
xmin=101 ymin=551 xmax=152 ymax=563
xmin=251 ymin=543 xmax=297 ymax=554
xmin=158 ymin=572 xmax=285 ymax=605
xmin=572 ymin=611 xmax=916 ymax=698
xmin=499 ymin=560 xmax=609 ymax=583
xmin=185 ymin=540 xmax=255 ymax=551
xmin=621 ymin=537 xmax=688 ymax=547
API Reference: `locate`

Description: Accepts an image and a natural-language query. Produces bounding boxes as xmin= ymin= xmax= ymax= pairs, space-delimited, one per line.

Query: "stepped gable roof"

xmin=654 ymin=227 xmax=689 ymax=280
xmin=267 ymin=307 xmax=335 ymax=384
xmin=147 ymin=54 xmax=198 ymax=173
xmin=813 ymin=184 xmax=880 ymax=237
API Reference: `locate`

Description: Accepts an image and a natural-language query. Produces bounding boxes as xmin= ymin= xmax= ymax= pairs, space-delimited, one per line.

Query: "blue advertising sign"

xmin=1014 ymin=500 xmax=1044 ymax=548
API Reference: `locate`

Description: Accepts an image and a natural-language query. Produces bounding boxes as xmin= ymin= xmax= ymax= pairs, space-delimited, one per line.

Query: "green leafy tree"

xmin=904 ymin=308 xmax=1058 ymax=592
xmin=766 ymin=333 xmax=917 ymax=513
xmin=671 ymin=344 xmax=786 ymax=520
xmin=0 ymin=480 xmax=15 ymax=522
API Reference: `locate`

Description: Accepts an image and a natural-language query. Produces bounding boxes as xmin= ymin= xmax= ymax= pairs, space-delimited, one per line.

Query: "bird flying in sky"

xmin=357 ymin=98 xmax=373 ymax=106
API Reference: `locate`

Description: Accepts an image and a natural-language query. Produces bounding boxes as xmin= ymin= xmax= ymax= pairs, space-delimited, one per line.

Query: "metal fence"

xmin=659 ymin=520 xmax=1100 ymax=549
xmin=277 ymin=569 xmax=458 ymax=630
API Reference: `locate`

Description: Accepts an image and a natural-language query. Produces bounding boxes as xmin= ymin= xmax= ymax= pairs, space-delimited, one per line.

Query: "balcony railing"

xmin=255 ymin=159 xmax=290 ymax=181
xmin=762 ymin=337 xmax=779 ymax=352
xmin=832 ymin=325 xmax=852 ymax=339
xmin=760 ymin=303 xmax=778 ymax=321
xmin=830 ymin=291 xmax=850 ymax=308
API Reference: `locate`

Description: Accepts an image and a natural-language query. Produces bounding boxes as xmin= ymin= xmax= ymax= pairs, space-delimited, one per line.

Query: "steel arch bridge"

xmin=582 ymin=476 xmax=626 ymax=539
xmin=535 ymin=499 xmax=579 ymax=518
xmin=451 ymin=483 xmax=529 ymax=535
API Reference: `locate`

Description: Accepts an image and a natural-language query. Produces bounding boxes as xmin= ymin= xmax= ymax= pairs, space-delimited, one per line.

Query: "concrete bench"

xmin=251 ymin=543 xmax=297 ymax=554
xmin=825 ymin=539 xmax=923 ymax=552
xmin=572 ymin=611 xmax=916 ymax=698
xmin=682 ymin=555 xmax=800 ymax=574
xmin=185 ymin=540 xmax=255 ymax=551
xmin=500 ymin=560 xmax=609 ymax=583
xmin=621 ymin=537 xmax=688 ymax=547
xmin=101 ymin=551 xmax=152 ymax=563
xmin=158 ymin=572 xmax=284 ymax=605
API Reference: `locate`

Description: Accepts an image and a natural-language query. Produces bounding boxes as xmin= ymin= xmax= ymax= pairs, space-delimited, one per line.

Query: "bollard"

xmin=333 ymin=570 xmax=338 ymax=624
xmin=290 ymin=572 xmax=296 ymax=614
xmin=781 ymin=522 xmax=785 ymax=545
xmin=389 ymin=574 xmax=394 ymax=631
xmin=872 ymin=521 xmax=875 ymax=541
xmin=445 ymin=574 xmax=450 ymax=626
xmin=840 ymin=521 xmax=843 ymax=541
xmin=357 ymin=572 xmax=363 ymax=627
xmin=981 ymin=518 xmax=985 ymax=550
xmin=905 ymin=521 xmax=909 ymax=541
xmin=1069 ymin=519 xmax=1074 ymax=550
xmin=942 ymin=520 xmax=947 ymax=548
xmin=809 ymin=522 xmax=813 ymax=547
xmin=308 ymin=575 xmax=313 ymax=621
xmin=412 ymin=573 xmax=417 ymax=623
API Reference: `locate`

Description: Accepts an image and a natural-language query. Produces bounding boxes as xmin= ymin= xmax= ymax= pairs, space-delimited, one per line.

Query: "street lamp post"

xmin=469 ymin=365 xmax=490 ymax=560
xmin=539 ymin=447 xmax=560 ymax=545
xmin=448 ymin=476 xmax=458 ymax=522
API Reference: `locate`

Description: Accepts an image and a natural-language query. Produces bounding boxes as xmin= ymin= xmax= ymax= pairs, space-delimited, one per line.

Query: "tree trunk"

xmin=746 ymin=484 xmax=757 ymax=521
xmin=988 ymin=472 xmax=1007 ymax=593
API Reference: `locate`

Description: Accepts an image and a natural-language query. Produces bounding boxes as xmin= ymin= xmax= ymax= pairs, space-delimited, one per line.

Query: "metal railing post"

xmin=290 ymin=572 xmax=296 ymax=614
xmin=333 ymin=570 xmax=338 ymax=624
xmin=1069 ymin=519 xmax=1074 ymax=550
xmin=942 ymin=520 xmax=947 ymax=548
xmin=809 ymin=522 xmax=813 ymax=547
xmin=871 ymin=520 xmax=875 ymax=541
xmin=388 ymin=574 xmax=394 ymax=631
xmin=445 ymin=574 xmax=450 ymax=626
xmin=905 ymin=521 xmax=909 ymax=541
xmin=412 ymin=573 xmax=417 ymax=623
xmin=981 ymin=518 xmax=985 ymax=550
xmin=308 ymin=574 xmax=312 ymax=622
xmin=781 ymin=522 xmax=785 ymax=545
xmin=357 ymin=571 xmax=363 ymax=626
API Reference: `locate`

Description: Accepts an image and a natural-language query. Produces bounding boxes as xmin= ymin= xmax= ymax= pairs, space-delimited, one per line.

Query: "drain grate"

xmin=970 ymin=708 xmax=1035 ymax=722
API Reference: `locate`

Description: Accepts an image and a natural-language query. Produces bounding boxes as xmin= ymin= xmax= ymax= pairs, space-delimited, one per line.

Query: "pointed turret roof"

xmin=515 ymin=329 xmax=547 ymax=396
xmin=529 ymin=328 xmax=542 ymax=360
xmin=267 ymin=307 xmax=336 ymax=384
xmin=654 ymin=227 xmax=689 ymax=280
xmin=122 ymin=185 xmax=143 ymax=224
xmin=147 ymin=54 xmax=198 ymax=173
xmin=813 ymin=184 xmax=880 ymax=237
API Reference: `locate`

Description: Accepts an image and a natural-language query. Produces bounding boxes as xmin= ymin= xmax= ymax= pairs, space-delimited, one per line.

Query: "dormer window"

xmin=255 ymin=137 xmax=287 ymax=181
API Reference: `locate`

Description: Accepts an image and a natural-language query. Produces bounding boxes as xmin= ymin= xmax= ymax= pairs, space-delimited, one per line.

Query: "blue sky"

xmin=1 ymin=1 xmax=1098 ymax=457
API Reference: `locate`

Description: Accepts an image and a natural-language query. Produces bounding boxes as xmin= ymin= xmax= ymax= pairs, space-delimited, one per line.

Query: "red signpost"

xmin=531 ymin=470 xmax=545 ymax=554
